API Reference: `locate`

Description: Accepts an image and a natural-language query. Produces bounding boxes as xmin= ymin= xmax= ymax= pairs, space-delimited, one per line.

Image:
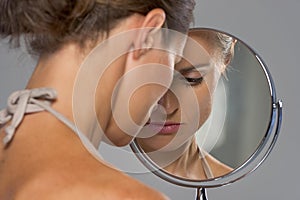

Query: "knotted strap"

xmin=0 ymin=88 xmax=103 ymax=161
xmin=0 ymin=88 xmax=57 ymax=145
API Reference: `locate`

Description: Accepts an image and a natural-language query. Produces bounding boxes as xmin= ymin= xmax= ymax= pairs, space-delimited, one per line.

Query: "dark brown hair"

xmin=0 ymin=0 xmax=195 ymax=55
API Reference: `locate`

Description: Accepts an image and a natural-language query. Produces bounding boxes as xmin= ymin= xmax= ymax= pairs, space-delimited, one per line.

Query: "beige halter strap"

xmin=198 ymin=148 xmax=214 ymax=179
xmin=0 ymin=88 xmax=103 ymax=161
xmin=0 ymin=88 xmax=57 ymax=144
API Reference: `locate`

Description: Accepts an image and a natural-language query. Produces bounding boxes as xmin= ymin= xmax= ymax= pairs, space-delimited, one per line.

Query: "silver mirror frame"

xmin=130 ymin=28 xmax=283 ymax=189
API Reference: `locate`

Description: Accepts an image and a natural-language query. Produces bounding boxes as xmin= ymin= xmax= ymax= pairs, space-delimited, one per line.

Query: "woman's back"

xmin=0 ymin=113 xmax=166 ymax=200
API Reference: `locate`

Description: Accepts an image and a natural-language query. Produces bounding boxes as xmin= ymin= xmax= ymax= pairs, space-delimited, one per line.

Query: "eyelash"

xmin=184 ymin=77 xmax=204 ymax=86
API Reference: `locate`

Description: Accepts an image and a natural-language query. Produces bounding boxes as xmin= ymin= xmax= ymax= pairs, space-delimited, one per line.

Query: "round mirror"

xmin=129 ymin=28 xmax=282 ymax=190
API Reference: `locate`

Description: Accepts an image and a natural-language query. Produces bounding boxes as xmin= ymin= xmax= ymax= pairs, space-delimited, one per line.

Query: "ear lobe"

xmin=132 ymin=8 xmax=166 ymax=60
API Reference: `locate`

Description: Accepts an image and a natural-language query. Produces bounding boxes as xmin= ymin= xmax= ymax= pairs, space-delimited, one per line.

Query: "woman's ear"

xmin=133 ymin=8 xmax=166 ymax=59
xmin=224 ymin=54 xmax=232 ymax=67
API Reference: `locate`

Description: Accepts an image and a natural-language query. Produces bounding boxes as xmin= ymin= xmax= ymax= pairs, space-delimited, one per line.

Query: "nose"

xmin=157 ymin=90 xmax=179 ymax=116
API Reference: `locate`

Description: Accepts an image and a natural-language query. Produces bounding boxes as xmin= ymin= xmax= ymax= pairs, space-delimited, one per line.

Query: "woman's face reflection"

xmin=137 ymin=32 xmax=223 ymax=153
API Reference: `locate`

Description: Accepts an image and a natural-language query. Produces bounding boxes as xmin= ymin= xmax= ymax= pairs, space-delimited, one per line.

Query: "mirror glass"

xmin=131 ymin=28 xmax=273 ymax=181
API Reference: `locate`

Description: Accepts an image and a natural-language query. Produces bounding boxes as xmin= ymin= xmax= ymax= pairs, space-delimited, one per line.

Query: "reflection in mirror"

xmin=134 ymin=28 xmax=273 ymax=181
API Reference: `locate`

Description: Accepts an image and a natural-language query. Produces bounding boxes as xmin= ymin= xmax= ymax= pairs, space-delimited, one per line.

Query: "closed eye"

xmin=184 ymin=77 xmax=203 ymax=86
xmin=174 ymin=62 xmax=210 ymax=87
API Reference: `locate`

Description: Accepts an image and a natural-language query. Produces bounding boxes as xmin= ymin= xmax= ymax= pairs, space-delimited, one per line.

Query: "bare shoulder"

xmin=89 ymin=168 xmax=169 ymax=200
xmin=15 ymin=164 xmax=168 ymax=200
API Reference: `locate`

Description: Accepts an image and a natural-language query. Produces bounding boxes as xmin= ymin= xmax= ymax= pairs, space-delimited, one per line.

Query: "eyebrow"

xmin=177 ymin=63 xmax=211 ymax=74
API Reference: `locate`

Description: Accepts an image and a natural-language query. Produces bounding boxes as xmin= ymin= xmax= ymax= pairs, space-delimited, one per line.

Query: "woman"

xmin=137 ymin=29 xmax=236 ymax=180
xmin=0 ymin=0 xmax=195 ymax=199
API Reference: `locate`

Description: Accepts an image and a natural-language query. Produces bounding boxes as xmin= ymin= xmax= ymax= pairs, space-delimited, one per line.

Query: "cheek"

xmin=194 ymin=70 xmax=221 ymax=123
xmin=209 ymin=67 xmax=222 ymax=92
xmin=173 ymin=84 xmax=212 ymax=140
xmin=195 ymin=86 xmax=213 ymax=127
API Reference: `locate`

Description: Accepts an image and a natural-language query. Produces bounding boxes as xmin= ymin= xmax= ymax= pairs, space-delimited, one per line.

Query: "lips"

xmin=145 ymin=122 xmax=181 ymax=135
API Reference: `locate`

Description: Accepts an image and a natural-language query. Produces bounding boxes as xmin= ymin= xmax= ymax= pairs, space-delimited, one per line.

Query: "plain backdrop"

xmin=0 ymin=0 xmax=299 ymax=199
xmin=192 ymin=0 xmax=300 ymax=199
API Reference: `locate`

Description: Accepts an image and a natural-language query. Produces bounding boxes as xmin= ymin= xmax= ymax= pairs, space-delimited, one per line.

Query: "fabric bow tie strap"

xmin=0 ymin=87 xmax=103 ymax=161
xmin=0 ymin=88 xmax=57 ymax=144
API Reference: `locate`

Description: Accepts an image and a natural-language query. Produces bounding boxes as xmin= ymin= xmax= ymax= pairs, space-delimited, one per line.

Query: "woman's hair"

xmin=0 ymin=0 xmax=195 ymax=55
xmin=215 ymin=32 xmax=236 ymax=66
xmin=190 ymin=29 xmax=236 ymax=68
xmin=199 ymin=30 xmax=236 ymax=66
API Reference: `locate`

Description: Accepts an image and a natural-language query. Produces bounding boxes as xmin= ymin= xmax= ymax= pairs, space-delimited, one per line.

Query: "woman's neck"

xmin=163 ymin=138 xmax=207 ymax=180
xmin=26 ymin=43 xmax=110 ymax=140
xmin=27 ymin=44 xmax=85 ymax=122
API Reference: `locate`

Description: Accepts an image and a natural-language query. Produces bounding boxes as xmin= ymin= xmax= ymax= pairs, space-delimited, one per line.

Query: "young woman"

xmin=137 ymin=29 xmax=236 ymax=180
xmin=0 ymin=0 xmax=195 ymax=199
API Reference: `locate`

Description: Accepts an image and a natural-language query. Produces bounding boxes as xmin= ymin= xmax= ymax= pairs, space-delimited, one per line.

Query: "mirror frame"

xmin=129 ymin=28 xmax=283 ymax=188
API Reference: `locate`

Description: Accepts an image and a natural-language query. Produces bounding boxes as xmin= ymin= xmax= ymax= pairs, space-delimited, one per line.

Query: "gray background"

xmin=193 ymin=0 xmax=299 ymax=199
xmin=1 ymin=0 xmax=299 ymax=199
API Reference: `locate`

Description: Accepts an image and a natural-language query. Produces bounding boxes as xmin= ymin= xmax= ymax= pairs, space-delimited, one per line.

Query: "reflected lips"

xmin=145 ymin=122 xmax=181 ymax=135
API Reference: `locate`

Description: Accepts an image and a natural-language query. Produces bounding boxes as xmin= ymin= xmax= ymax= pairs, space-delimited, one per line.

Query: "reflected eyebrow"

xmin=177 ymin=63 xmax=211 ymax=74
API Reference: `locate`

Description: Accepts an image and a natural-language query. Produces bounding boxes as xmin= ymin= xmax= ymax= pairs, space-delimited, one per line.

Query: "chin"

xmin=113 ymin=139 xmax=132 ymax=147
xmin=102 ymin=133 xmax=133 ymax=147
xmin=139 ymin=134 xmax=194 ymax=153
xmin=137 ymin=137 xmax=173 ymax=153
xmin=102 ymin=124 xmax=136 ymax=146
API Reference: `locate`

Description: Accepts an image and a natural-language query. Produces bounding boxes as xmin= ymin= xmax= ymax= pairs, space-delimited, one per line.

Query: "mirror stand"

xmin=196 ymin=188 xmax=208 ymax=200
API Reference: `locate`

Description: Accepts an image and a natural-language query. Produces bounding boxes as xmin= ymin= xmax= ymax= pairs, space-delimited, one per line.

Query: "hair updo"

xmin=195 ymin=29 xmax=236 ymax=66
xmin=0 ymin=0 xmax=195 ymax=55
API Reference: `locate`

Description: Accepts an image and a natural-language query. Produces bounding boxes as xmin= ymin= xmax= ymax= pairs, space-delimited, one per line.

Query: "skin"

xmin=137 ymin=31 xmax=232 ymax=180
xmin=0 ymin=9 xmax=184 ymax=200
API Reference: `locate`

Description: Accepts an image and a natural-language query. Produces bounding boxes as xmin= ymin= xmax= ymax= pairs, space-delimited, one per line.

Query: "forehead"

xmin=187 ymin=31 xmax=215 ymax=56
xmin=175 ymin=32 xmax=213 ymax=71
